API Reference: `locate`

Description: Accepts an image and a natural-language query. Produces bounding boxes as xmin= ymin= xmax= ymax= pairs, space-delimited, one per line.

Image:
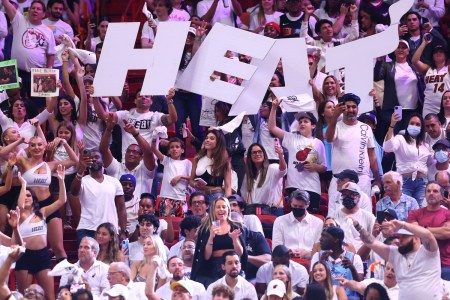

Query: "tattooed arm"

xmin=350 ymin=218 xmax=391 ymax=262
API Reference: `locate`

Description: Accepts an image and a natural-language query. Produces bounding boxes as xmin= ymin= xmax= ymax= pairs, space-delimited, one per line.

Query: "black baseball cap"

xmin=333 ymin=169 xmax=359 ymax=183
xmin=294 ymin=112 xmax=317 ymax=124
xmin=433 ymin=139 xmax=450 ymax=150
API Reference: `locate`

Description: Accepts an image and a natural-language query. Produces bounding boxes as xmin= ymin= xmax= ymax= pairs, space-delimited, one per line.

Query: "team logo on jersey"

xmin=22 ymin=28 xmax=47 ymax=49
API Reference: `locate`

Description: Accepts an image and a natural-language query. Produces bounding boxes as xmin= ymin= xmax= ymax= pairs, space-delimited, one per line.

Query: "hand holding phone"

xmin=194 ymin=178 xmax=208 ymax=187
xmin=393 ymin=106 xmax=402 ymax=121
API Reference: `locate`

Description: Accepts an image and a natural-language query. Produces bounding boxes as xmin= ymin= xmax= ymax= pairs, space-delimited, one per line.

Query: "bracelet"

xmin=208 ymin=242 xmax=213 ymax=246
xmin=132 ymin=132 xmax=140 ymax=138
xmin=76 ymin=173 xmax=83 ymax=179
xmin=389 ymin=125 xmax=395 ymax=128
xmin=168 ymin=99 xmax=174 ymax=104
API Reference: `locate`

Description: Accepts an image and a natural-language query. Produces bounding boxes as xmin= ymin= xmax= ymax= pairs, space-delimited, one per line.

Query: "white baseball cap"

xmin=267 ymin=279 xmax=286 ymax=297
xmin=341 ymin=182 xmax=361 ymax=195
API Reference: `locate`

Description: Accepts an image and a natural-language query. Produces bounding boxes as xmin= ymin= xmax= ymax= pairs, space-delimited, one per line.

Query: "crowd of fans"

xmin=0 ymin=0 xmax=449 ymax=299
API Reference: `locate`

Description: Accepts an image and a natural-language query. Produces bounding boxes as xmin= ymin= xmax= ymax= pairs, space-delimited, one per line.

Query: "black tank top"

xmin=279 ymin=14 xmax=313 ymax=38
xmin=212 ymin=233 xmax=234 ymax=251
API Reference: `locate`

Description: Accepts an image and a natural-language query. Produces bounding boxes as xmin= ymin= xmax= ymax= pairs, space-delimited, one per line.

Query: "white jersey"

xmin=423 ymin=66 xmax=450 ymax=117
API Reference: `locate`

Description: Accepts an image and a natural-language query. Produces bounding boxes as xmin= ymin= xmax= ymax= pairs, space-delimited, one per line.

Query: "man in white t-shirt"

xmin=255 ymin=245 xmax=309 ymax=297
xmin=42 ymin=0 xmax=74 ymax=68
xmin=272 ymin=189 xmax=323 ymax=258
xmin=197 ymin=0 xmax=243 ymax=26
xmin=349 ymin=219 xmax=443 ymax=300
xmin=328 ymin=169 xmax=373 ymax=218
xmin=156 ymin=257 xmax=205 ymax=299
xmin=2 ymin=0 xmax=56 ymax=100
xmin=339 ymin=261 xmax=399 ymax=300
xmin=326 ymin=93 xmax=381 ymax=199
xmin=120 ymin=174 xmax=141 ymax=234
xmin=334 ymin=182 xmax=375 ymax=251
xmin=60 ymin=237 xmax=110 ymax=297
xmin=71 ymin=150 xmax=127 ymax=245
xmin=94 ymin=88 xmax=178 ymax=161
xmin=100 ymin=117 xmax=155 ymax=198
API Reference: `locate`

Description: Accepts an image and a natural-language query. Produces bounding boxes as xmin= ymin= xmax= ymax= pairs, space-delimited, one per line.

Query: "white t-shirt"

xmin=259 ymin=119 xmax=278 ymax=160
xmin=243 ymin=214 xmax=264 ymax=236
xmin=327 ymin=191 xmax=373 ymax=218
xmin=160 ymin=156 xmax=192 ymax=201
xmin=105 ymin=160 xmax=154 ymax=200
xmin=256 ymin=260 xmax=309 ymax=289
xmin=282 ymin=132 xmax=326 ymax=194
xmin=248 ymin=10 xmax=283 ymax=32
xmin=361 ymin=278 xmax=399 ymax=300
xmin=394 ymin=62 xmax=418 ymax=109
xmin=388 ymin=245 xmax=442 ymax=300
xmin=11 ymin=12 xmax=56 ymax=71
xmin=197 ymin=0 xmax=235 ymax=26
xmin=125 ymin=196 xmax=140 ymax=233
xmin=156 ymin=279 xmax=205 ymax=300
xmin=334 ymin=209 xmax=375 ymax=251
xmin=42 ymin=18 xmax=74 ymax=67
xmin=428 ymin=163 xmax=450 ymax=181
xmin=240 ymin=164 xmax=286 ymax=207
xmin=205 ymin=276 xmax=257 ymax=300
xmin=77 ymin=175 xmax=124 ymax=232
xmin=85 ymin=36 xmax=102 ymax=52
xmin=0 ymin=12 xmax=8 ymax=51
xmin=331 ymin=121 xmax=375 ymax=177
xmin=169 ymin=8 xmax=191 ymax=21
xmin=116 ymin=109 xmax=163 ymax=160
xmin=84 ymin=100 xmax=107 ymax=151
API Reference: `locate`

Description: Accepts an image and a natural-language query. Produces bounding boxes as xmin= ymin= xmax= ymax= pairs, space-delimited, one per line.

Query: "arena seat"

xmin=257 ymin=215 xmax=277 ymax=240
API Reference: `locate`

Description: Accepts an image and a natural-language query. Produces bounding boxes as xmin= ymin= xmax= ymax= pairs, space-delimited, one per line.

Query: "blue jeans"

xmin=76 ymin=229 xmax=96 ymax=247
xmin=402 ymin=177 xmax=427 ymax=207
xmin=173 ymin=91 xmax=203 ymax=151
xmin=205 ymin=192 xmax=224 ymax=205
xmin=442 ymin=266 xmax=450 ymax=280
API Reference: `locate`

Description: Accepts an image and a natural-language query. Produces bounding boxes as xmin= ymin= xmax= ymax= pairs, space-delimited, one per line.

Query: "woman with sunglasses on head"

xmin=240 ymin=143 xmax=286 ymax=216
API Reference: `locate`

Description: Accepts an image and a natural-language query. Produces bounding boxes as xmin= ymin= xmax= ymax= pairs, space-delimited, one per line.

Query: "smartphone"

xmin=394 ymin=106 xmax=402 ymax=121
xmin=424 ymin=33 xmax=433 ymax=42
xmin=274 ymin=138 xmax=280 ymax=148
xmin=83 ymin=150 xmax=90 ymax=159
xmin=445 ymin=190 xmax=449 ymax=198
xmin=194 ymin=178 xmax=208 ymax=186
xmin=121 ymin=239 xmax=129 ymax=255
xmin=376 ymin=211 xmax=385 ymax=225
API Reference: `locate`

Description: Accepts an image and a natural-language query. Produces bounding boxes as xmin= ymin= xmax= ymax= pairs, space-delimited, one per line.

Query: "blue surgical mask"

xmin=436 ymin=150 xmax=449 ymax=163
xmin=407 ymin=125 xmax=421 ymax=137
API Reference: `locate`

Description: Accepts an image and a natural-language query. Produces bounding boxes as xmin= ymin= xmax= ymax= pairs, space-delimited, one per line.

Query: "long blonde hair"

xmin=273 ymin=264 xmax=296 ymax=299
xmin=198 ymin=197 xmax=242 ymax=234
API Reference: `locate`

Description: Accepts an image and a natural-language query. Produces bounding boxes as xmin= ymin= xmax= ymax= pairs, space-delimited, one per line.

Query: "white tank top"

xmin=423 ymin=66 xmax=450 ymax=117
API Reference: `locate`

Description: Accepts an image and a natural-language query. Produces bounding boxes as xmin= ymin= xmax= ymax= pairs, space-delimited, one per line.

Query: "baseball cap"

xmin=228 ymin=194 xmax=244 ymax=204
xmin=188 ymin=27 xmax=196 ymax=36
xmin=267 ymin=279 xmax=286 ymax=297
xmin=358 ymin=111 xmax=377 ymax=126
xmin=341 ymin=182 xmax=361 ymax=194
xmin=383 ymin=208 xmax=398 ymax=220
xmin=396 ymin=228 xmax=414 ymax=235
xmin=170 ymin=280 xmax=193 ymax=295
xmin=339 ymin=93 xmax=361 ymax=105
xmin=433 ymin=44 xmax=446 ymax=54
xmin=83 ymin=75 xmax=94 ymax=83
xmin=294 ymin=111 xmax=317 ymax=124
xmin=103 ymin=284 xmax=129 ymax=298
xmin=432 ymin=139 xmax=450 ymax=151
xmin=333 ymin=169 xmax=359 ymax=183
xmin=398 ymin=39 xmax=410 ymax=49
xmin=119 ymin=174 xmax=136 ymax=186
xmin=265 ymin=22 xmax=280 ymax=33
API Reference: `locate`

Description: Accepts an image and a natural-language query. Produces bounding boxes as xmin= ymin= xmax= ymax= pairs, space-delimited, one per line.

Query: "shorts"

xmin=15 ymin=247 xmax=51 ymax=274
xmin=38 ymin=196 xmax=61 ymax=223
xmin=0 ymin=185 xmax=21 ymax=210
xmin=50 ymin=173 xmax=76 ymax=195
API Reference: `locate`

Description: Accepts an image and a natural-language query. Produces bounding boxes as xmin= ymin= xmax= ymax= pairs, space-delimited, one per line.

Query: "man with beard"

xmin=311 ymin=226 xmax=363 ymax=299
xmin=407 ymin=181 xmax=450 ymax=280
xmin=205 ymin=251 xmax=257 ymax=299
xmin=181 ymin=239 xmax=195 ymax=278
xmin=326 ymin=93 xmax=381 ymax=200
xmin=60 ymin=237 xmax=110 ymax=297
xmin=155 ymin=257 xmax=205 ymax=299
xmin=71 ymin=150 xmax=127 ymax=245
xmin=339 ymin=262 xmax=399 ymax=300
xmin=349 ymin=217 xmax=442 ymax=299
xmin=334 ymin=182 xmax=375 ymax=251
xmin=43 ymin=0 xmax=74 ymax=70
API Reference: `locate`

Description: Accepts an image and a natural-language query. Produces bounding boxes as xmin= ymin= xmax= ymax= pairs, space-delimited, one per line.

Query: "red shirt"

xmin=408 ymin=207 xmax=450 ymax=267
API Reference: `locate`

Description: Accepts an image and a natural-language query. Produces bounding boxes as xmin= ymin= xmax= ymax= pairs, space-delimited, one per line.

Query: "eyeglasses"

xmin=251 ymin=150 xmax=263 ymax=156
xmin=192 ymin=200 xmax=205 ymax=206
xmin=24 ymin=288 xmax=44 ymax=297
xmin=126 ymin=148 xmax=143 ymax=155
xmin=140 ymin=222 xmax=153 ymax=227
xmin=182 ymin=245 xmax=195 ymax=250
xmin=107 ymin=271 xmax=122 ymax=276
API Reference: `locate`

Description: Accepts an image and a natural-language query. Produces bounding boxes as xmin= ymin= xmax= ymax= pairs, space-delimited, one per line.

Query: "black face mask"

xmin=292 ymin=207 xmax=306 ymax=218
xmin=342 ymin=197 xmax=357 ymax=210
